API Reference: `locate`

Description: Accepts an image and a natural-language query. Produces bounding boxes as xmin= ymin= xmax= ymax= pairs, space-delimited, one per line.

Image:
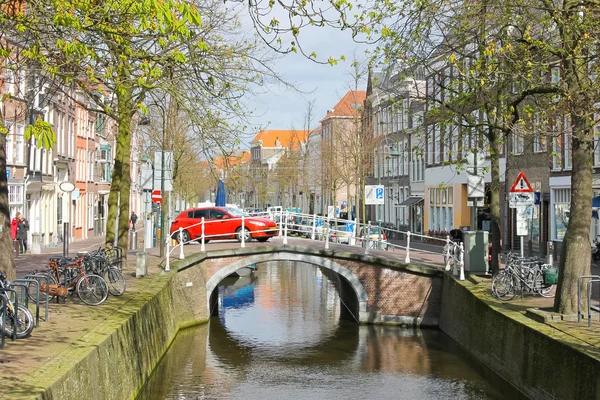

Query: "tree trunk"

xmin=489 ymin=131 xmax=502 ymax=274
xmin=0 ymin=131 xmax=16 ymax=280
xmin=105 ymin=81 xmax=133 ymax=255
xmin=553 ymin=114 xmax=593 ymax=314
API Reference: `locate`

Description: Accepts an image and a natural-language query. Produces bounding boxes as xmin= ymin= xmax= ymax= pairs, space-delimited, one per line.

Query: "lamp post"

xmin=376 ymin=136 xmax=400 ymax=223
xmin=142 ymin=102 xmax=167 ymax=258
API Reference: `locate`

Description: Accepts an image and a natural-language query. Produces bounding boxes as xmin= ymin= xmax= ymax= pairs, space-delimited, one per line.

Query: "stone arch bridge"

xmin=170 ymin=244 xmax=444 ymax=326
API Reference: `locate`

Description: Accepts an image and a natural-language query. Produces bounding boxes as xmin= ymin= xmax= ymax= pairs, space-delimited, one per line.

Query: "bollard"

xmin=179 ymin=228 xmax=185 ymax=259
xmin=459 ymin=242 xmax=465 ymax=280
xmin=547 ymin=241 xmax=554 ymax=266
xmin=405 ymin=231 xmax=411 ymax=264
xmin=325 ymin=216 xmax=330 ymax=250
xmin=129 ymin=231 xmax=137 ymax=251
xmin=351 ymin=217 xmax=358 ymax=246
xmin=365 ymin=222 xmax=371 ymax=255
xmin=241 ymin=214 xmax=246 ymax=248
xmin=165 ymin=237 xmax=170 ymax=272
xmin=200 ymin=217 xmax=206 ymax=252
xmin=136 ymin=252 xmax=147 ymax=278
xmin=283 ymin=212 xmax=289 ymax=245
xmin=311 ymin=214 xmax=317 ymax=241
xmin=445 ymin=235 xmax=451 ymax=271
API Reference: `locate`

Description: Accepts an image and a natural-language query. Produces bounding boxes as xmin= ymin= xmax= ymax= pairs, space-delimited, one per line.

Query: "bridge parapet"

xmin=170 ymin=245 xmax=444 ymax=326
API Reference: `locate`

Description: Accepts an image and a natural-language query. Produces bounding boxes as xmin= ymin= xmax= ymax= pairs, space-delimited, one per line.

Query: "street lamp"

xmin=376 ymin=136 xmax=400 ymax=223
xmin=141 ymin=102 xmax=167 ymax=258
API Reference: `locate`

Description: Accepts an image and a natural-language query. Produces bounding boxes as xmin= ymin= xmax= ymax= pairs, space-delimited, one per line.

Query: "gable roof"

xmin=323 ymin=90 xmax=366 ymax=119
xmin=213 ymin=151 xmax=250 ymax=170
xmin=250 ymin=129 xmax=309 ymax=149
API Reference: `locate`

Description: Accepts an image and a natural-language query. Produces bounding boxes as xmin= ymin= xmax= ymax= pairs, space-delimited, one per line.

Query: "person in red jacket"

xmin=10 ymin=212 xmax=20 ymax=240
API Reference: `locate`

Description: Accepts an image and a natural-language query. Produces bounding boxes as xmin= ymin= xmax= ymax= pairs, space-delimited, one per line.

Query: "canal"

xmin=137 ymin=261 xmax=525 ymax=400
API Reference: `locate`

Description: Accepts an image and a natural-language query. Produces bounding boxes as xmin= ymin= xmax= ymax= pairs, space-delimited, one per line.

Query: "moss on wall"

xmin=10 ymin=265 xmax=209 ymax=400
xmin=439 ymin=274 xmax=600 ymax=400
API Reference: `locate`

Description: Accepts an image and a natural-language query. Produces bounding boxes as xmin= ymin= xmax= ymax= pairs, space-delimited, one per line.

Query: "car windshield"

xmin=363 ymin=227 xmax=383 ymax=235
xmin=224 ymin=207 xmax=247 ymax=217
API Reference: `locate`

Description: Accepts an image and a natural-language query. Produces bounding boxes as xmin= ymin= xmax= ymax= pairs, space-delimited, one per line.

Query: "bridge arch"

xmin=205 ymin=252 xmax=368 ymax=321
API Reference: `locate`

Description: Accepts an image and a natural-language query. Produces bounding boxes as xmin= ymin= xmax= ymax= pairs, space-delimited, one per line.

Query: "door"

xmin=190 ymin=209 xmax=209 ymax=239
xmin=209 ymin=209 xmax=236 ymax=239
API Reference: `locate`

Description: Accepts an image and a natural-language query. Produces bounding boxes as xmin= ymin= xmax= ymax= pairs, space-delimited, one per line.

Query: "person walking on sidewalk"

xmin=130 ymin=211 xmax=138 ymax=231
xmin=17 ymin=216 xmax=29 ymax=253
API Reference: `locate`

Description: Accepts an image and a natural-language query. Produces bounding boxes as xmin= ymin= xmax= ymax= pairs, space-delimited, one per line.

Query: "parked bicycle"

xmin=30 ymin=255 xmax=109 ymax=306
xmin=0 ymin=272 xmax=34 ymax=338
xmin=491 ymin=252 xmax=557 ymax=301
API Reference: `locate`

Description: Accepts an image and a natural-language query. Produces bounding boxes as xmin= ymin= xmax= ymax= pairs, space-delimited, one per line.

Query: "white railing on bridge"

xmin=163 ymin=210 xmax=465 ymax=280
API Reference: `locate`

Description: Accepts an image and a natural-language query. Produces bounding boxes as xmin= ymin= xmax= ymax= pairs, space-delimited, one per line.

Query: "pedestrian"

xmin=17 ymin=215 xmax=29 ymax=253
xmin=130 ymin=211 xmax=138 ymax=231
xmin=10 ymin=212 xmax=19 ymax=240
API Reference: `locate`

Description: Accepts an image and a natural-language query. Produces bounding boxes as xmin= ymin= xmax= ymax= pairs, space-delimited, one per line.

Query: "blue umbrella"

xmin=215 ymin=179 xmax=226 ymax=207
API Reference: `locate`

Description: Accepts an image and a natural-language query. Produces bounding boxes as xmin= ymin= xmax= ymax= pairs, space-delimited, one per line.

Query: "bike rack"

xmin=588 ymin=279 xmax=600 ymax=327
xmin=8 ymin=282 xmax=29 ymax=308
xmin=13 ymin=278 xmax=41 ymax=327
xmin=0 ymin=287 xmax=18 ymax=342
xmin=0 ymin=296 xmax=5 ymax=349
xmin=25 ymin=274 xmax=50 ymax=321
xmin=577 ymin=275 xmax=600 ymax=324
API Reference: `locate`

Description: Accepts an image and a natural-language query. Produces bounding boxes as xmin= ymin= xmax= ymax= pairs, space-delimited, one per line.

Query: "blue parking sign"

xmin=375 ymin=187 xmax=384 ymax=199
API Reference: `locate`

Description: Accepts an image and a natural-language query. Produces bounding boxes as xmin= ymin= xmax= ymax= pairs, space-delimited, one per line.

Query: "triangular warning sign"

xmin=510 ymin=171 xmax=534 ymax=193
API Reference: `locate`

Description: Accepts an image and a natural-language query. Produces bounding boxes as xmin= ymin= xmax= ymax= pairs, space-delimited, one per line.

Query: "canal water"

xmin=137 ymin=261 xmax=524 ymax=400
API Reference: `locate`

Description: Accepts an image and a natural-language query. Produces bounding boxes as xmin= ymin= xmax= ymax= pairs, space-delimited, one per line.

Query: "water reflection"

xmin=137 ymin=261 xmax=521 ymax=400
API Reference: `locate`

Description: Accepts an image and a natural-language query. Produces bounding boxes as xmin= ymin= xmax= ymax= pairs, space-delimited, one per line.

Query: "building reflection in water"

xmin=136 ymin=261 xmax=514 ymax=400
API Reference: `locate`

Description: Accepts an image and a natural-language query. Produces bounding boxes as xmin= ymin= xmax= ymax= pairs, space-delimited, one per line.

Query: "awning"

xmin=399 ymin=196 xmax=424 ymax=207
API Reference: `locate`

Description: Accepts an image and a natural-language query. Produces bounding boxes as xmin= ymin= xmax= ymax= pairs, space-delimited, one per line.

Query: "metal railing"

xmin=162 ymin=210 xmax=466 ymax=279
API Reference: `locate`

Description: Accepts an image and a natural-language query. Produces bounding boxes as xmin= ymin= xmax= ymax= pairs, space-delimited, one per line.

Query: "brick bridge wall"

xmin=174 ymin=245 xmax=443 ymax=326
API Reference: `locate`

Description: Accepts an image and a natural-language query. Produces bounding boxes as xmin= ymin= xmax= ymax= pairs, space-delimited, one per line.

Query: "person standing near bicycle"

xmin=17 ymin=215 xmax=29 ymax=253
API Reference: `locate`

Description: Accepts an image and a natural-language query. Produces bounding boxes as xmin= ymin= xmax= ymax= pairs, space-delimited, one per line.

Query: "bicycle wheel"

xmin=104 ymin=268 xmax=126 ymax=296
xmin=492 ymin=271 xmax=516 ymax=301
xmin=28 ymin=272 xmax=58 ymax=302
xmin=1 ymin=303 xmax=34 ymax=339
xmin=76 ymin=274 xmax=109 ymax=306
xmin=533 ymin=272 xmax=556 ymax=298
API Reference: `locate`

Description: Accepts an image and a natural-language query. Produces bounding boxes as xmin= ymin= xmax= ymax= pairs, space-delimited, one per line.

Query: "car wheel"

xmin=236 ymin=226 xmax=251 ymax=243
xmin=176 ymin=229 xmax=191 ymax=244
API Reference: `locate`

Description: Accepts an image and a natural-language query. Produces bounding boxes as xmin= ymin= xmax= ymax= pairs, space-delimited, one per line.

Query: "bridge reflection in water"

xmin=137 ymin=261 xmax=524 ymax=400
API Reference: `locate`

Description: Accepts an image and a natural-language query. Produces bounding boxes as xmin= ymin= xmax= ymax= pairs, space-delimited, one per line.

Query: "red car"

xmin=170 ymin=207 xmax=279 ymax=244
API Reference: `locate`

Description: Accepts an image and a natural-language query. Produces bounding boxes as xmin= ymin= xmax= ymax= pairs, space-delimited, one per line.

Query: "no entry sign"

xmin=151 ymin=189 xmax=162 ymax=204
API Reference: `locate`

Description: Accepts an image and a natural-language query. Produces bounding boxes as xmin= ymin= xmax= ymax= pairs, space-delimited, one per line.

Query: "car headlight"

xmin=251 ymin=221 xmax=266 ymax=227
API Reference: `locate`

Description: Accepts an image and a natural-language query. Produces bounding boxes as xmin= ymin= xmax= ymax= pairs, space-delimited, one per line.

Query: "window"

xmin=5 ymin=122 xmax=13 ymax=163
xmin=427 ymin=125 xmax=434 ymax=165
xmin=8 ymin=185 xmax=22 ymax=204
xmin=564 ymin=117 xmax=572 ymax=169
xmin=15 ymin=124 xmax=24 ymax=164
xmin=434 ymin=126 xmax=441 ymax=163
xmin=448 ymin=187 xmax=454 ymax=204
xmin=209 ymin=209 xmax=226 ymax=219
xmin=552 ymin=118 xmax=563 ymax=170
xmin=533 ymin=115 xmax=547 ymax=153
xmin=553 ymin=188 xmax=571 ymax=240
xmin=429 ymin=187 xmax=435 ymax=205
xmin=512 ymin=131 xmax=524 ymax=155
xmin=191 ymin=210 xmax=208 ymax=219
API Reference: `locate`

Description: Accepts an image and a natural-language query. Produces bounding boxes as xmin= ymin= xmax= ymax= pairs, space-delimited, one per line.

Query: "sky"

xmin=239 ymin=21 xmax=371 ymax=142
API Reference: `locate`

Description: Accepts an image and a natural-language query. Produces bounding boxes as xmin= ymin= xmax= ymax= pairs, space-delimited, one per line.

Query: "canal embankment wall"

xmin=14 ymin=261 xmax=211 ymax=400
xmin=439 ymin=274 xmax=600 ymax=400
